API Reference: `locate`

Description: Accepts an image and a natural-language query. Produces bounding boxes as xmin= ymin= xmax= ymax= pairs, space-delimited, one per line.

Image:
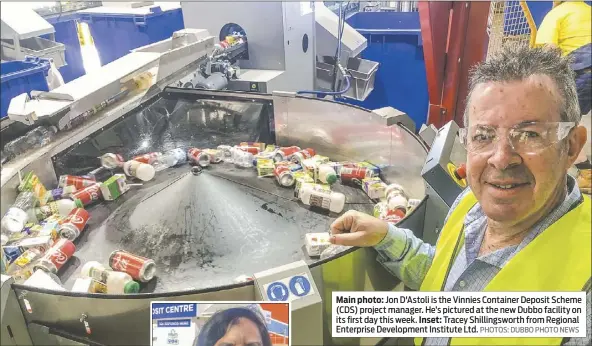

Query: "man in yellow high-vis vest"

xmin=330 ymin=45 xmax=591 ymax=346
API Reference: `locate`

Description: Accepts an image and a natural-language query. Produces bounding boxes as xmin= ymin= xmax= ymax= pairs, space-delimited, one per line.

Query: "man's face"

xmin=466 ymin=75 xmax=569 ymax=224
xmin=214 ymin=318 xmax=263 ymax=346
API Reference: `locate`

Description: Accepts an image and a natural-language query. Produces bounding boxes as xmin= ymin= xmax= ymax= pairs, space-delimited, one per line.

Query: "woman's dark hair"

xmin=195 ymin=307 xmax=272 ymax=346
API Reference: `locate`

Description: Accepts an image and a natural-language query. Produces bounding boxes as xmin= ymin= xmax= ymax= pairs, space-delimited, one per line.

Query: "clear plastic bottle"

xmin=3 ymin=126 xmax=58 ymax=159
xmin=152 ymin=148 xmax=187 ymax=171
xmin=1 ymin=191 xmax=36 ymax=237
xmin=80 ymin=261 xmax=140 ymax=294
xmin=217 ymin=145 xmax=234 ymax=163
xmin=233 ymin=148 xmax=254 ymax=168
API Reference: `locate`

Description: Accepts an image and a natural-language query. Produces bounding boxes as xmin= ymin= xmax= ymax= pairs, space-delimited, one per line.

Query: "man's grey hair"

xmin=463 ymin=45 xmax=581 ymax=127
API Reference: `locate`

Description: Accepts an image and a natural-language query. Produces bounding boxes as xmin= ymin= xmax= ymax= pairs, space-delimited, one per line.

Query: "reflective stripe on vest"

xmin=414 ymin=193 xmax=591 ymax=346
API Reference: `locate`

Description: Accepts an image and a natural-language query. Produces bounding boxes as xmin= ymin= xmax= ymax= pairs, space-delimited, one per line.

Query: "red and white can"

xmin=71 ymin=183 xmax=102 ymax=206
xmin=238 ymin=146 xmax=260 ymax=155
xmin=59 ymin=175 xmax=96 ymax=190
xmin=58 ymin=208 xmax=90 ymax=241
xmin=109 ymin=250 xmax=156 ymax=282
xmin=33 ymin=238 xmax=76 ymax=274
xmin=274 ymin=165 xmax=295 ymax=187
xmin=273 ymin=146 xmax=301 ymax=162
xmin=187 ymin=148 xmax=211 ymax=167
xmin=291 ymin=148 xmax=316 ymax=164
xmin=100 ymin=153 xmax=125 ymax=169
xmin=340 ymin=166 xmax=375 ymax=185
xmin=132 ymin=152 xmax=161 ymax=165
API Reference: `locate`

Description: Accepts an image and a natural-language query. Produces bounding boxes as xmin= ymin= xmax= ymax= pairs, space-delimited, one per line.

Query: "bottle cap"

xmin=73 ymin=198 xmax=84 ymax=208
xmin=124 ymin=280 xmax=140 ymax=294
xmin=326 ymin=173 xmax=337 ymax=185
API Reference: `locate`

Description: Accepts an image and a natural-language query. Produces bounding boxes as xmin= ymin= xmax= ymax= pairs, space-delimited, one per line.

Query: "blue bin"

xmin=345 ymin=12 xmax=428 ymax=130
xmin=44 ymin=12 xmax=86 ymax=83
xmin=79 ymin=6 xmax=184 ymax=66
xmin=0 ymin=57 xmax=50 ymax=119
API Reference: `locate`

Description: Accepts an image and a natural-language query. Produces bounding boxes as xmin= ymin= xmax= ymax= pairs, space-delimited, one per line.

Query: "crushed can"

xmin=59 ymin=175 xmax=96 ymax=190
xmin=256 ymin=158 xmax=275 ymax=177
xmin=100 ymin=174 xmax=130 ymax=201
xmin=33 ymin=238 xmax=76 ymax=274
xmin=291 ymin=148 xmax=316 ymax=164
xmin=109 ymin=250 xmax=156 ymax=282
xmin=18 ymin=172 xmax=48 ymax=206
xmin=187 ymin=148 xmax=211 ymax=167
xmin=273 ymin=146 xmax=301 ymax=162
xmin=58 ymin=208 xmax=90 ymax=241
xmin=274 ymin=165 xmax=295 ymax=187
xmin=72 ymin=183 xmax=103 ymax=206
xmin=100 ymin=153 xmax=125 ymax=169
xmin=132 ymin=152 xmax=161 ymax=165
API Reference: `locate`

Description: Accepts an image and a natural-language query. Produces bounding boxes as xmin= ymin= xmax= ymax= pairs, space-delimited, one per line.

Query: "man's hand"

xmin=329 ymin=210 xmax=389 ymax=247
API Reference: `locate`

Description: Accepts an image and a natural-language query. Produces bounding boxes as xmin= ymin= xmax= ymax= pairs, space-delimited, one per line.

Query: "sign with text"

xmin=152 ymin=303 xmax=197 ymax=319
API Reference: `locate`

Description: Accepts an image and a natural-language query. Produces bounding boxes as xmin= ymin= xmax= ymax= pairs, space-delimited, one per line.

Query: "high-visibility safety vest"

xmin=415 ymin=192 xmax=591 ymax=346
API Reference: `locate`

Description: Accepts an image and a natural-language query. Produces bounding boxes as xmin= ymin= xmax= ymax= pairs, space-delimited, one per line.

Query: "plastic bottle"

xmin=25 ymin=126 xmax=58 ymax=148
xmin=317 ymin=164 xmax=338 ymax=185
xmin=4 ymin=126 xmax=58 ymax=159
xmin=80 ymin=261 xmax=140 ymax=294
xmin=1 ymin=191 xmax=36 ymax=237
xmin=27 ymin=198 xmax=84 ymax=223
xmin=123 ymin=160 xmax=156 ymax=181
xmin=299 ymin=184 xmax=345 ymax=213
xmin=152 ymin=149 xmax=187 ymax=171
xmin=217 ymin=145 xmax=234 ymax=162
xmin=233 ymin=149 xmax=254 ymax=168
xmin=385 ymin=184 xmax=409 ymax=211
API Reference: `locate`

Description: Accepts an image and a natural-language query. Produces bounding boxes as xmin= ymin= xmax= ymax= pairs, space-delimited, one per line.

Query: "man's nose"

xmin=487 ymin=135 xmax=522 ymax=169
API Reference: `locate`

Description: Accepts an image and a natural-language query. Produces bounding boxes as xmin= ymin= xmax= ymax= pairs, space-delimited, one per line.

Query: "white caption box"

xmin=332 ymin=291 xmax=586 ymax=338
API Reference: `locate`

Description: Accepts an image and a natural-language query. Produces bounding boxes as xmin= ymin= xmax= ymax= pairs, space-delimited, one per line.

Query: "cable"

xmin=297 ymin=75 xmax=351 ymax=96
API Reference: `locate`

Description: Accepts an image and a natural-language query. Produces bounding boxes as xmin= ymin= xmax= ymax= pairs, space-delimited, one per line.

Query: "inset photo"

xmin=151 ymin=301 xmax=290 ymax=346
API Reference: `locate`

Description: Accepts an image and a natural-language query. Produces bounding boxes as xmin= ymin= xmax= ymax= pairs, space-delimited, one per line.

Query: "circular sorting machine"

xmin=3 ymin=87 xmax=431 ymax=346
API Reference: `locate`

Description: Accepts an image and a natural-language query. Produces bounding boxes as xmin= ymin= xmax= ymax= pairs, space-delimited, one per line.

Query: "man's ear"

xmin=566 ymin=125 xmax=588 ymax=166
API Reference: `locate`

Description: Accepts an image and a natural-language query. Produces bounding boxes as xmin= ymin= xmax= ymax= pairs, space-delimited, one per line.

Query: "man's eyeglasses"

xmin=458 ymin=121 xmax=576 ymax=155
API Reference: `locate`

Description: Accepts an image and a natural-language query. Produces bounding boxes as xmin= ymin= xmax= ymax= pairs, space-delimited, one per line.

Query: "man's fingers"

xmin=330 ymin=231 xmax=366 ymax=246
xmin=330 ymin=211 xmax=357 ymax=234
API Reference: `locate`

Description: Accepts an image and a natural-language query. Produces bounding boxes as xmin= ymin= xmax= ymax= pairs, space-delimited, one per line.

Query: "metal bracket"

xmin=372 ymin=107 xmax=416 ymax=132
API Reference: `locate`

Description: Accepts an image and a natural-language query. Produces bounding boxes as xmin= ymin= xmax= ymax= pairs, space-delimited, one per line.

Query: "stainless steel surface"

xmin=1 ymin=275 xmax=33 ymax=346
xmin=273 ymin=94 xmax=427 ymax=199
xmin=3 ymin=89 xmax=429 ymax=346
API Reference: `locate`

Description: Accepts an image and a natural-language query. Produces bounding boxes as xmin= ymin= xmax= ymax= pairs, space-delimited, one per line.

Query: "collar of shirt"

xmin=462 ymin=175 xmax=583 ymax=268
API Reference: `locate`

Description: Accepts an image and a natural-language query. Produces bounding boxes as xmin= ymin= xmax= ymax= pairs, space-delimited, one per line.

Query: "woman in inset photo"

xmin=195 ymin=307 xmax=273 ymax=346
